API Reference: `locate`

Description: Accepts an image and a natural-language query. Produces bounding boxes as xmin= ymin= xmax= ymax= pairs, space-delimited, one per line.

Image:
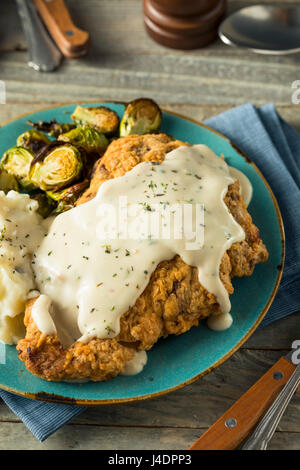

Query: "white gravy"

xmin=122 ymin=350 xmax=148 ymax=376
xmin=31 ymin=294 xmax=57 ymax=336
xmin=0 ymin=191 xmax=46 ymax=344
xmin=207 ymin=312 xmax=233 ymax=331
xmin=32 ymin=145 xmax=247 ymax=344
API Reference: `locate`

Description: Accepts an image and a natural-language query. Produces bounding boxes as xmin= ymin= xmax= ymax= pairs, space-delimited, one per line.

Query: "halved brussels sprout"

xmin=0 ymin=168 xmax=19 ymax=193
xmin=31 ymin=192 xmax=57 ymax=218
xmin=58 ymin=125 xmax=108 ymax=154
xmin=72 ymin=106 xmax=120 ymax=135
xmin=29 ymin=142 xmax=83 ymax=191
xmin=47 ymin=180 xmax=89 ymax=214
xmin=17 ymin=129 xmax=50 ymax=153
xmin=1 ymin=147 xmax=36 ymax=191
xmin=27 ymin=119 xmax=76 ymax=138
xmin=120 ymin=98 xmax=162 ymax=137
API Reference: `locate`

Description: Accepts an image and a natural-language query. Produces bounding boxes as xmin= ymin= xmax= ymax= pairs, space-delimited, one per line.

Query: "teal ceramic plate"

xmin=0 ymin=103 xmax=284 ymax=405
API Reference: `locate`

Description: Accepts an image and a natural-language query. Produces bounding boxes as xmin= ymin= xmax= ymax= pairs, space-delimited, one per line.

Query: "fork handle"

xmin=189 ymin=357 xmax=296 ymax=450
xmin=33 ymin=0 xmax=90 ymax=58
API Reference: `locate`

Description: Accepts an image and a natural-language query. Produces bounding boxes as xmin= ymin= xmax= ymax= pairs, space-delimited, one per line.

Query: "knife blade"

xmin=189 ymin=350 xmax=298 ymax=450
xmin=16 ymin=0 xmax=62 ymax=72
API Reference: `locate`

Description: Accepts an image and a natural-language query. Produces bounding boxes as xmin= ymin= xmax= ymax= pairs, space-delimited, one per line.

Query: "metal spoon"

xmin=16 ymin=0 xmax=62 ymax=72
xmin=219 ymin=5 xmax=300 ymax=55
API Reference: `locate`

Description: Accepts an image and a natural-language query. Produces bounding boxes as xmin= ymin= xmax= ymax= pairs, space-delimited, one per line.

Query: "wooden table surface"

xmin=0 ymin=0 xmax=299 ymax=450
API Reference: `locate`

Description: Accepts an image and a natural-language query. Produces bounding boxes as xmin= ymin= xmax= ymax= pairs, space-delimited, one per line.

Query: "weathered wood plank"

xmin=0 ymin=0 xmax=299 ymax=108
xmin=268 ymin=432 xmax=300 ymax=450
xmin=0 ymin=421 xmax=200 ymax=450
xmin=0 ymin=421 xmax=298 ymax=450
xmin=244 ymin=310 xmax=300 ymax=349
xmin=0 ymin=50 xmax=297 ymax=107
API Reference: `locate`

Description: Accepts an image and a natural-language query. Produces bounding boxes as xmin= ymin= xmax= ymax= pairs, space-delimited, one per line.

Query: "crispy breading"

xmin=17 ymin=299 xmax=135 ymax=382
xmin=76 ymin=133 xmax=186 ymax=205
xmin=17 ymin=134 xmax=268 ymax=382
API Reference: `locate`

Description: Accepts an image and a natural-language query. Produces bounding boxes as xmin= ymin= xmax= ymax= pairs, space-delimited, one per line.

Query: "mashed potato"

xmin=0 ymin=191 xmax=46 ymax=344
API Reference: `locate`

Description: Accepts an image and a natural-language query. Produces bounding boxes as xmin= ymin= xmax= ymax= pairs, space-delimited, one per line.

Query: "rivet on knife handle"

xmin=33 ymin=0 xmax=90 ymax=59
xmin=189 ymin=357 xmax=296 ymax=450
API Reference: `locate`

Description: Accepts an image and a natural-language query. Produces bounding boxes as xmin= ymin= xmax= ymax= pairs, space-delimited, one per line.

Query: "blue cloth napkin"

xmin=1 ymin=103 xmax=299 ymax=442
xmin=206 ymin=104 xmax=300 ymax=326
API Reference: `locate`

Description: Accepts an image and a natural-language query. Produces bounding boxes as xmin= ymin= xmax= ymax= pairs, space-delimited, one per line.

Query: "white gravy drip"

xmin=32 ymin=145 xmax=246 ymax=346
xmin=31 ymin=294 xmax=57 ymax=336
xmin=122 ymin=350 xmax=148 ymax=376
xmin=229 ymin=167 xmax=252 ymax=207
xmin=207 ymin=312 xmax=233 ymax=331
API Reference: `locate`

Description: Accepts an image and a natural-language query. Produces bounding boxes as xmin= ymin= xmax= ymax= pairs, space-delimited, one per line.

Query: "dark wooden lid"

xmin=144 ymin=15 xmax=219 ymax=50
xmin=144 ymin=0 xmax=226 ymax=35
xmin=144 ymin=0 xmax=226 ymax=49
xmin=150 ymin=0 xmax=218 ymax=17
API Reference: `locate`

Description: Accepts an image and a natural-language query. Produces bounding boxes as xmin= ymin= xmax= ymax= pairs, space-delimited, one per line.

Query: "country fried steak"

xmin=17 ymin=134 xmax=268 ymax=382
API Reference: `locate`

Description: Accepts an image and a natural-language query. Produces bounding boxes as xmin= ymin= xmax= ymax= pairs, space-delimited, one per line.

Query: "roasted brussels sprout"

xmin=27 ymin=119 xmax=76 ymax=138
xmin=47 ymin=180 xmax=89 ymax=214
xmin=17 ymin=129 xmax=50 ymax=153
xmin=31 ymin=192 xmax=57 ymax=218
xmin=1 ymin=147 xmax=36 ymax=191
xmin=29 ymin=142 xmax=83 ymax=191
xmin=58 ymin=125 xmax=108 ymax=154
xmin=120 ymin=98 xmax=162 ymax=137
xmin=0 ymin=168 xmax=19 ymax=193
xmin=72 ymin=106 xmax=120 ymax=135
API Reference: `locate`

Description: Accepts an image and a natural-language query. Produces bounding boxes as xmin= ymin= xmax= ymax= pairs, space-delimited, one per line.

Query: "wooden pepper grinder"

xmin=144 ymin=0 xmax=226 ymax=49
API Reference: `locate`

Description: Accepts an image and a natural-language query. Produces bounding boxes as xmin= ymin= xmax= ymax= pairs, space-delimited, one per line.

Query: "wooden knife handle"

xmin=33 ymin=0 xmax=90 ymax=58
xmin=190 ymin=357 xmax=296 ymax=450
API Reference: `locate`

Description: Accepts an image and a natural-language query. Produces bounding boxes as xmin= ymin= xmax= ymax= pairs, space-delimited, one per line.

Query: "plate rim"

xmin=0 ymin=102 xmax=285 ymax=406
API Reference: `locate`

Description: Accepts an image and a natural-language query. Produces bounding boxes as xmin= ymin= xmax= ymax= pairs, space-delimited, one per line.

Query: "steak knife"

xmin=190 ymin=350 xmax=299 ymax=450
xmin=242 ymin=357 xmax=300 ymax=449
